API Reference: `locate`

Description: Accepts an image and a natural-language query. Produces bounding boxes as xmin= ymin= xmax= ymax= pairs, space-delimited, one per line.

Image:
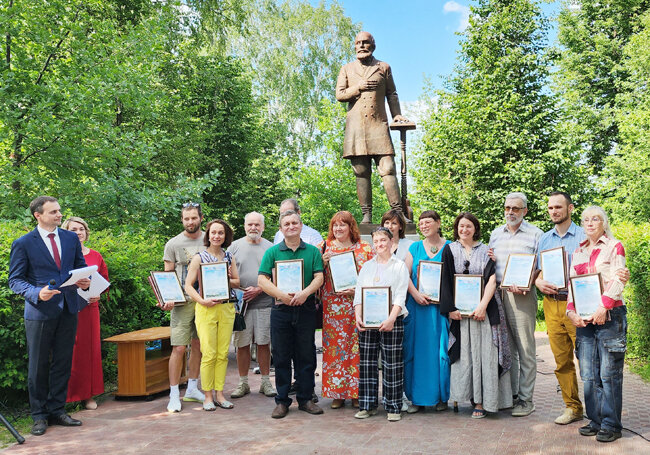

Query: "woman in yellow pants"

xmin=185 ymin=219 xmax=239 ymax=411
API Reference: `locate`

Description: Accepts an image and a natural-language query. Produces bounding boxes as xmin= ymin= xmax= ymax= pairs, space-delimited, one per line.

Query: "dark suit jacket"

xmin=9 ymin=227 xmax=87 ymax=320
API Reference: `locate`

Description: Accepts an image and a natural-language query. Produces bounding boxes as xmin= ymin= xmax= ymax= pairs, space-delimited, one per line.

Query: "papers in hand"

xmin=60 ymin=265 xmax=98 ymax=287
xmin=77 ymin=272 xmax=111 ymax=300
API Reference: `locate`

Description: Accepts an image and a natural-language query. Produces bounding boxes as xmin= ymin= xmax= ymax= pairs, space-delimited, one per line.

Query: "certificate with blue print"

xmin=417 ymin=261 xmax=443 ymax=302
xmin=540 ymin=246 xmax=568 ymax=290
xmin=150 ymin=271 xmax=186 ymax=304
xmin=275 ymin=259 xmax=304 ymax=294
xmin=570 ymin=273 xmax=603 ymax=319
xmin=199 ymin=262 xmax=230 ymax=300
xmin=361 ymin=286 xmax=391 ymax=329
xmin=329 ymin=251 xmax=358 ymax=292
xmin=500 ymin=253 xmax=536 ymax=290
xmin=454 ymin=274 xmax=483 ymax=316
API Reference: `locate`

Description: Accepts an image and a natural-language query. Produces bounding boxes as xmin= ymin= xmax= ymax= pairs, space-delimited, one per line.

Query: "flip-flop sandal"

xmin=216 ymin=400 xmax=234 ymax=409
xmin=203 ymin=402 xmax=217 ymax=411
xmin=471 ymin=408 xmax=487 ymax=419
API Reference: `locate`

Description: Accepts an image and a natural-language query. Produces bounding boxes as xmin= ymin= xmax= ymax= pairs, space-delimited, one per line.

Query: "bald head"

xmin=355 ymin=31 xmax=375 ymax=61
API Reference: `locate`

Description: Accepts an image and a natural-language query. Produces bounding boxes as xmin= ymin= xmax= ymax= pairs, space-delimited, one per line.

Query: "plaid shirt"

xmin=567 ymin=235 xmax=626 ymax=311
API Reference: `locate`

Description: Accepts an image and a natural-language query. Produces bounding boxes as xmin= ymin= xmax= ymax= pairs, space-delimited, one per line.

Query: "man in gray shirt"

xmin=228 ymin=212 xmax=276 ymax=399
xmin=162 ymin=203 xmax=206 ymax=412
xmin=488 ymin=192 xmax=543 ymax=418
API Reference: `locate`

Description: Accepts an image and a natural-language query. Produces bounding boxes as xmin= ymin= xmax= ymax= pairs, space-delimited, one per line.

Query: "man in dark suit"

xmin=8 ymin=196 xmax=90 ymax=436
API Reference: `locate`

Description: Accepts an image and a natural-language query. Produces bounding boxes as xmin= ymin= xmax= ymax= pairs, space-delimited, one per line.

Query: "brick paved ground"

xmin=3 ymin=332 xmax=649 ymax=454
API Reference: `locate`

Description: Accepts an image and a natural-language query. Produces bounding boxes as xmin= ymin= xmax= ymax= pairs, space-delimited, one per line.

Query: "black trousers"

xmin=25 ymin=304 xmax=78 ymax=421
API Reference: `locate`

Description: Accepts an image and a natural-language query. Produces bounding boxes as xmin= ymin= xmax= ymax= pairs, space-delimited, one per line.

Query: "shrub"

xmin=613 ymin=222 xmax=650 ymax=363
xmin=0 ymin=222 xmax=169 ymax=400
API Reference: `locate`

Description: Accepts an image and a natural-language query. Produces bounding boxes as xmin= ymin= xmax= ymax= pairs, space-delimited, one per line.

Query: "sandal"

xmin=216 ymin=400 xmax=234 ymax=409
xmin=471 ymin=407 xmax=487 ymax=419
xmin=203 ymin=401 xmax=217 ymax=411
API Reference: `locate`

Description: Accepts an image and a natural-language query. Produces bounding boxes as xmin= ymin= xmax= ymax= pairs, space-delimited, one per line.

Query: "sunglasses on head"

xmin=182 ymin=202 xmax=200 ymax=209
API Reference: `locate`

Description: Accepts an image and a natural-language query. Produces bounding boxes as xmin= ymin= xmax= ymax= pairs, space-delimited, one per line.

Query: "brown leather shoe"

xmin=271 ymin=403 xmax=289 ymax=419
xmin=298 ymin=400 xmax=324 ymax=415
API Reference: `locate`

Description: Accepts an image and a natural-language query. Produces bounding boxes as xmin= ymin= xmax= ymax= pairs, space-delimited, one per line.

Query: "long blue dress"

xmin=403 ymin=240 xmax=451 ymax=406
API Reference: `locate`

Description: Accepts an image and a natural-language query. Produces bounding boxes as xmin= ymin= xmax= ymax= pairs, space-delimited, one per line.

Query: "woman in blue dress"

xmin=403 ymin=210 xmax=451 ymax=413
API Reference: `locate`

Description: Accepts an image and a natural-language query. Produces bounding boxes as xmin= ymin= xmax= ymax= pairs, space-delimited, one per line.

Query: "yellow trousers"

xmin=195 ymin=302 xmax=235 ymax=391
xmin=543 ymin=296 xmax=582 ymax=413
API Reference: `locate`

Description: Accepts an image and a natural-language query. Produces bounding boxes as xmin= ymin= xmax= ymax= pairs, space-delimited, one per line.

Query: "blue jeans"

xmin=576 ymin=306 xmax=627 ymax=433
xmin=271 ymin=300 xmax=317 ymax=407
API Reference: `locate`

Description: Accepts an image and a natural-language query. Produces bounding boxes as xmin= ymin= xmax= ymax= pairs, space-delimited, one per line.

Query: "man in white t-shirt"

xmin=273 ymin=198 xmax=323 ymax=246
xmin=161 ymin=203 xmax=206 ymax=412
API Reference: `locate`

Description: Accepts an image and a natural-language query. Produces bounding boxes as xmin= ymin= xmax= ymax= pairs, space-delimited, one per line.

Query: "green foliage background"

xmin=2 ymin=0 xmax=650 ymax=405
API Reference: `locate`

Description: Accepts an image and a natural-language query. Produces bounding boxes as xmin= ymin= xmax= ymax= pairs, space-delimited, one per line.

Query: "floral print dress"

xmin=319 ymin=239 xmax=374 ymax=399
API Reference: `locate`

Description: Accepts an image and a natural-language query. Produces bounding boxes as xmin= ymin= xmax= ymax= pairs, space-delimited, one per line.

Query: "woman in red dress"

xmin=62 ymin=217 xmax=108 ymax=410
xmin=318 ymin=211 xmax=373 ymax=409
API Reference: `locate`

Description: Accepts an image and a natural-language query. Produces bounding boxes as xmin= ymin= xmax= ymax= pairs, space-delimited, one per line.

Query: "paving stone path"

xmin=3 ymin=332 xmax=649 ymax=454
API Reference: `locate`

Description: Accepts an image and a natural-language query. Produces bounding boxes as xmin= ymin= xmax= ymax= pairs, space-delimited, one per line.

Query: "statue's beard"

xmin=357 ymin=50 xmax=372 ymax=59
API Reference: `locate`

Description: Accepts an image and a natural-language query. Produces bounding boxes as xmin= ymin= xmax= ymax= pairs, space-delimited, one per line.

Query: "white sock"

xmin=261 ymin=375 xmax=271 ymax=383
xmin=240 ymin=376 xmax=249 ymax=385
xmin=170 ymin=384 xmax=180 ymax=398
xmin=187 ymin=378 xmax=198 ymax=391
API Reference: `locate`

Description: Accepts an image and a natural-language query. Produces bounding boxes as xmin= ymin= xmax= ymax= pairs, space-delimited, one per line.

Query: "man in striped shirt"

xmin=488 ymin=192 xmax=542 ymax=417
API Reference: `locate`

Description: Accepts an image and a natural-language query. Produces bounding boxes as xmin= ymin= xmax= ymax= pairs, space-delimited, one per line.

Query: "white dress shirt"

xmin=37 ymin=225 xmax=62 ymax=263
xmin=273 ymin=224 xmax=323 ymax=247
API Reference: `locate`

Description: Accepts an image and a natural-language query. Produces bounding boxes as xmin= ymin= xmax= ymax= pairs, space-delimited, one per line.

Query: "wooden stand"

xmin=104 ymin=326 xmax=187 ymax=397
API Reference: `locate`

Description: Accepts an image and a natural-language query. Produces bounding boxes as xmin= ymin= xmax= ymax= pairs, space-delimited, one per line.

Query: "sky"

xmin=321 ymin=0 xmax=561 ymax=106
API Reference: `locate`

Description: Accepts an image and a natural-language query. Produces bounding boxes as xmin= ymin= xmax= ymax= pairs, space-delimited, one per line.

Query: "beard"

xmin=357 ymin=49 xmax=372 ymax=59
xmin=552 ymin=213 xmax=570 ymax=225
xmin=505 ymin=213 xmax=524 ymax=227
xmin=184 ymin=224 xmax=200 ymax=234
xmin=247 ymin=232 xmax=261 ymax=241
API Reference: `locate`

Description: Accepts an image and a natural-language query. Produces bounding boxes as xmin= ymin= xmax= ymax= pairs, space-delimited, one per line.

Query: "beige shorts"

xmin=232 ymin=307 xmax=271 ymax=348
xmin=170 ymin=301 xmax=198 ymax=346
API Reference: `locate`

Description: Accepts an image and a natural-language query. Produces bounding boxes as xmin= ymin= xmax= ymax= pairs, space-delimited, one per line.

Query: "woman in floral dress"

xmin=319 ymin=211 xmax=374 ymax=409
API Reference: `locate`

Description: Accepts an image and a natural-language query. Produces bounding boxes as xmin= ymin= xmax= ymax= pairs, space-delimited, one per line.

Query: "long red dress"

xmin=66 ymin=249 xmax=108 ymax=402
xmin=318 ymin=239 xmax=373 ymax=399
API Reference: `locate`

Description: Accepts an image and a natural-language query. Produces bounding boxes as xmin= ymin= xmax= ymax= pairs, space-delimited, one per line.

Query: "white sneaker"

xmin=183 ymin=388 xmax=205 ymax=402
xmin=401 ymin=393 xmax=410 ymax=412
xmin=387 ymin=412 xmax=402 ymax=422
xmin=354 ymin=409 xmax=378 ymax=419
xmin=259 ymin=381 xmax=277 ymax=397
xmin=167 ymin=395 xmax=181 ymax=412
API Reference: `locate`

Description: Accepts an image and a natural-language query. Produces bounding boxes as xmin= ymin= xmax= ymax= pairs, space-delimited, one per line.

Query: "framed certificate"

xmin=199 ymin=262 xmax=230 ymax=300
xmin=454 ymin=274 xmax=483 ymax=316
xmin=570 ymin=273 xmax=603 ymax=319
xmin=417 ymin=261 xmax=443 ymax=302
xmin=540 ymin=246 xmax=568 ymax=290
xmin=361 ymin=286 xmax=391 ymax=329
xmin=329 ymin=251 xmax=358 ymax=292
xmin=275 ymin=259 xmax=304 ymax=294
xmin=150 ymin=271 xmax=186 ymax=304
xmin=500 ymin=253 xmax=536 ymax=290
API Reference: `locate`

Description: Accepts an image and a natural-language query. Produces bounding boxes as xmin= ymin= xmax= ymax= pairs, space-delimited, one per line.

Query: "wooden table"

xmin=104 ymin=326 xmax=187 ymax=397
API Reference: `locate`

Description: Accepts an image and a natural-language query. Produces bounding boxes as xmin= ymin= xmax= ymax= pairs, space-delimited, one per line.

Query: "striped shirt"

xmin=488 ymin=220 xmax=543 ymax=283
xmin=567 ymin=235 xmax=626 ymax=311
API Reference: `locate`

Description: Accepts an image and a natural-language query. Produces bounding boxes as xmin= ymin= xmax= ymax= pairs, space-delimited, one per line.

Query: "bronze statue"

xmin=336 ymin=31 xmax=410 ymax=224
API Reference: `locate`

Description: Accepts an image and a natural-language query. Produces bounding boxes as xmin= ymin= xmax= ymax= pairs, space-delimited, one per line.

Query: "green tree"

xmin=413 ymin=0 xmax=588 ymax=237
xmin=601 ymin=11 xmax=650 ymax=221
xmin=554 ymin=0 xmax=650 ymax=175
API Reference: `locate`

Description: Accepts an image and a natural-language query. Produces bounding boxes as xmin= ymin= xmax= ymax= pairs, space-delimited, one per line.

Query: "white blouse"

xmin=353 ymin=255 xmax=410 ymax=317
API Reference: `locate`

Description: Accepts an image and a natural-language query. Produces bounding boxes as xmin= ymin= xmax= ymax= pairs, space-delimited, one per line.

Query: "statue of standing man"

xmin=336 ymin=31 xmax=409 ymax=224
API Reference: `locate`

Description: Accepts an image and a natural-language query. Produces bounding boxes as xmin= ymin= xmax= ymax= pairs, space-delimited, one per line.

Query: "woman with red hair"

xmin=318 ymin=211 xmax=373 ymax=409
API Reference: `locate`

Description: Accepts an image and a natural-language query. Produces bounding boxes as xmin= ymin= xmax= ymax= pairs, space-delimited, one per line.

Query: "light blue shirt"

xmin=488 ymin=220 xmax=543 ymax=283
xmin=536 ymin=222 xmax=585 ymax=269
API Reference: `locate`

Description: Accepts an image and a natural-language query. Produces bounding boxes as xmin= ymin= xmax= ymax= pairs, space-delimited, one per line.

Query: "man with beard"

xmin=162 ymin=202 xmax=206 ymax=412
xmin=488 ymin=192 xmax=543 ymax=417
xmin=336 ymin=31 xmax=409 ymax=223
xmin=228 ymin=212 xmax=277 ymax=399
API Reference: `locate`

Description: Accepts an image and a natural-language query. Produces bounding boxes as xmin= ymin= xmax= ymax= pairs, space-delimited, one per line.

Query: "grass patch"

xmin=627 ymin=357 xmax=650 ymax=383
xmin=0 ymin=414 xmax=31 ymax=449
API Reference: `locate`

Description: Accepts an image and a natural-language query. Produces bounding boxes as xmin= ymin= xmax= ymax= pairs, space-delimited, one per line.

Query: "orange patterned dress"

xmin=318 ymin=239 xmax=374 ymax=399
